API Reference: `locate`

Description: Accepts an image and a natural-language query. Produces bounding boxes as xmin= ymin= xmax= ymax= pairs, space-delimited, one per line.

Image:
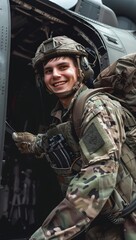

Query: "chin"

xmin=56 ymin=90 xmax=75 ymax=98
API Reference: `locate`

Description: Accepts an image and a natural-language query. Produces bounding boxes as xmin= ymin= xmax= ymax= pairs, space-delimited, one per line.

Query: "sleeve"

xmin=67 ymin=94 xmax=125 ymax=217
xmin=33 ymin=133 xmax=47 ymax=157
xmin=29 ymin=94 xmax=126 ymax=240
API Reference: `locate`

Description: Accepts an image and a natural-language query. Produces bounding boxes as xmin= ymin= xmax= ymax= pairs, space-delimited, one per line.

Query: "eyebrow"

xmin=44 ymin=61 xmax=69 ymax=70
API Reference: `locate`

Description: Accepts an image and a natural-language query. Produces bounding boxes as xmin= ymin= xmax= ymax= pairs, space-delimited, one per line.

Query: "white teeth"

xmin=54 ymin=82 xmax=66 ymax=87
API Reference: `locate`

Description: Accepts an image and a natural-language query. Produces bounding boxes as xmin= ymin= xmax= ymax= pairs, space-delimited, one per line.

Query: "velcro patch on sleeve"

xmin=82 ymin=122 xmax=105 ymax=153
xmin=79 ymin=120 xmax=116 ymax=162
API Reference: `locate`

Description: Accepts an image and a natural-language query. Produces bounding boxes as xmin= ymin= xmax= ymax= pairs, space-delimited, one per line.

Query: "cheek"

xmin=68 ymin=69 xmax=78 ymax=82
xmin=43 ymin=75 xmax=50 ymax=86
xmin=43 ymin=76 xmax=53 ymax=92
xmin=73 ymin=70 xmax=78 ymax=83
xmin=43 ymin=77 xmax=53 ymax=92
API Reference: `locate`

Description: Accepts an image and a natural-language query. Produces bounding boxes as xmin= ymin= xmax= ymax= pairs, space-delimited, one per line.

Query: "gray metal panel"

xmin=49 ymin=0 xmax=78 ymax=9
xmin=88 ymin=20 xmax=136 ymax=65
xmin=75 ymin=0 xmax=118 ymax=27
xmin=0 ymin=0 xmax=11 ymax=184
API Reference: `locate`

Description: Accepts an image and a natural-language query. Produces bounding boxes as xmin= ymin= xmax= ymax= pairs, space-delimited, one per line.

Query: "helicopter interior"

xmin=1 ymin=0 xmax=136 ymax=239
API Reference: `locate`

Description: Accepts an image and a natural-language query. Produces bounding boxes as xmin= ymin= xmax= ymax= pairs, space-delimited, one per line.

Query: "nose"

xmin=52 ymin=68 xmax=61 ymax=78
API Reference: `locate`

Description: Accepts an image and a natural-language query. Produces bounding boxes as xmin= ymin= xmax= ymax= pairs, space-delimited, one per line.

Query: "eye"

xmin=59 ymin=64 xmax=68 ymax=71
xmin=44 ymin=68 xmax=52 ymax=75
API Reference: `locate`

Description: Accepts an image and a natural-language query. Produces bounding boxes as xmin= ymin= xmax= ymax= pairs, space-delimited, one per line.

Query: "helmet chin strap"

xmin=76 ymin=56 xmax=84 ymax=82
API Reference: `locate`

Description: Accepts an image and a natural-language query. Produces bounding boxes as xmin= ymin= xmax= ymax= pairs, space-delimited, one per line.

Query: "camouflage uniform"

xmin=30 ymin=84 xmax=136 ymax=240
xmin=12 ymin=37 xmax=136 ymax=239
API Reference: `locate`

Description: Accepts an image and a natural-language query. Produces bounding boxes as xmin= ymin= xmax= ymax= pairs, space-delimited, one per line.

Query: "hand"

xmin=12 ymin=132 xmax=36 ymax=154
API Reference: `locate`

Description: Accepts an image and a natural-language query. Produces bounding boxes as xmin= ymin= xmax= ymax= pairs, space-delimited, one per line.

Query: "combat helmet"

xmin=32 ymin=35 xmax=94 ymax=83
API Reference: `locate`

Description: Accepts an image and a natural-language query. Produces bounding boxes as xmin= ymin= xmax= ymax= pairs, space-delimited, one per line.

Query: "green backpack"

xmin=73 ymin=53 xmax=136 ymax=217
xmin=73 ymin=52 xmax=136 ymax=136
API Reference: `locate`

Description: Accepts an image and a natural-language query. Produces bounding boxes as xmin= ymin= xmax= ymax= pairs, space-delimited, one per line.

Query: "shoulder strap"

xmin=73 ymin=87 xmax=113 ymax=138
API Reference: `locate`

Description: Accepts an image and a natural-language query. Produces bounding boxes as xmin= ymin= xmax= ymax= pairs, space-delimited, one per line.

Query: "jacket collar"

xmin=51 ymin=84 xmax=88 ymax=121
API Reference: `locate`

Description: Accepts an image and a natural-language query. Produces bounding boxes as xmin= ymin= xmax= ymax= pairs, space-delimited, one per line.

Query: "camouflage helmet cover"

xmin=32 ymin=35 xmax=88 ymax=70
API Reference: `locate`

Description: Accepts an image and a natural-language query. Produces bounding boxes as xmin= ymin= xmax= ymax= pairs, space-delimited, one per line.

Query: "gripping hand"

xmin=12 ymin=132 xmax=36 ymax=154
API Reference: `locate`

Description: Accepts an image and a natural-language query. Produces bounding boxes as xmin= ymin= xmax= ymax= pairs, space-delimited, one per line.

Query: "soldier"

xmin=12 ymin=36 xmax=136 ymax=239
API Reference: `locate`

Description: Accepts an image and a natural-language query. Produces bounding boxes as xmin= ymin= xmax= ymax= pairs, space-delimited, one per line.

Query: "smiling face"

xmin=43 ymin=56 xmax=79 ymax=100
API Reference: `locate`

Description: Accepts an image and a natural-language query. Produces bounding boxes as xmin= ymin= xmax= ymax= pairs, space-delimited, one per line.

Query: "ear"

xmin=80 ymin=56 xmax=94 ymax=84
xmin=35 ymin=73 xmax=44 ymax=88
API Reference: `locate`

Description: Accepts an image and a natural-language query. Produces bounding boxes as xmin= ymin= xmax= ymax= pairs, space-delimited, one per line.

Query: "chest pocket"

xmin=47 ymin=133 xmax=77 ymax=168
xmin=46 ymin=121 xmax=81 ymax=170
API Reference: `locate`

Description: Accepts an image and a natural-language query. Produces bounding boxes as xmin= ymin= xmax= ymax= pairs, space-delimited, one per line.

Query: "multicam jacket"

xmin=30 ymin=84 xmax=136 ymax=240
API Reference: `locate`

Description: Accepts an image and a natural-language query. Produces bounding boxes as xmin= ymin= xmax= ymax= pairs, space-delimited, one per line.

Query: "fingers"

xmin=12 ymin=132 xmax=36 ymax=154
xmin=12 ymin=132 xmax=36 ymax=142
xmin=12 ymin=132 xmax=19 ymax=141
xmin=15 ymin=142 xmax=32 ymax=154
